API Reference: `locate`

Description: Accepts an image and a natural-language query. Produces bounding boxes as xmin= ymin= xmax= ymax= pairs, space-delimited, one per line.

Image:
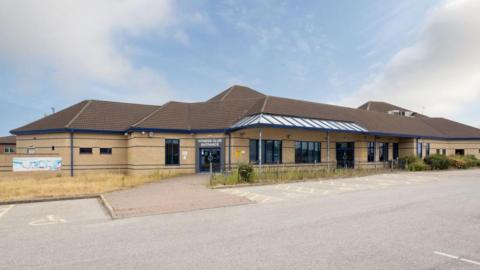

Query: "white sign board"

xmin=13 ymin=157 xmax=62 ymax=172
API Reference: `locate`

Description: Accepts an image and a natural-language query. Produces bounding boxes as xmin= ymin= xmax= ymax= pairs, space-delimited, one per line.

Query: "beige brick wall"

xmin=2 ymin=130 xmax=478 ymax=177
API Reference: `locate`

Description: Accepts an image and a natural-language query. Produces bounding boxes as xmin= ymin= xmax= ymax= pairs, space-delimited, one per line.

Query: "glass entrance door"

xmin=336 ymin=142 xmax=355 ymax=169
xmin=199 ymin=148 xmax=221 ymax=172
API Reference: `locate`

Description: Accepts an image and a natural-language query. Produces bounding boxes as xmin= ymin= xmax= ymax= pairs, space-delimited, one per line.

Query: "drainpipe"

xmin=228 ymin=132 xmax=231 ymax=171
xmin=70 ymin=131 xmax=74 ymax=177
xmin=259 ymin=127 xmax=263 ymax=171
xmin=327 ymin=132 xmax=330 ymax=170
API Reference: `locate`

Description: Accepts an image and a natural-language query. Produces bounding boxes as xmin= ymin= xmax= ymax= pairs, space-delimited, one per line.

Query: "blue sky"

xmin=0 ymin=0 xmax=479 ymax=136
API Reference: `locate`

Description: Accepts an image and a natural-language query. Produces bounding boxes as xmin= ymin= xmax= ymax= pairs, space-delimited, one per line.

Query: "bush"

xmin=424 ymin=154 xmax=451 ymax=170
xmin=407 ymin=161 xmax=428 ymax=171
xmin=399 ymin=156 xmax=420 ymax=169
xmin=450 ymin=156 xmax=471 ymax=169
xmin=238 ymin=163 xmax=254 ymax=183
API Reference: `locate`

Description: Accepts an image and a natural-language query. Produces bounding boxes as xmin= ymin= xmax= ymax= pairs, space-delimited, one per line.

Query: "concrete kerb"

xmin=0 ymin=195 xmax=100 ymax=206
xmin=99 ymin=194 xmax=118 ymax=219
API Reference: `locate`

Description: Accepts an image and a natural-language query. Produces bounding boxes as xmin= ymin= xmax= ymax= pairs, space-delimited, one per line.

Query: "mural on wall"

xmin=12 ymin=157 xmax=62 ymax=172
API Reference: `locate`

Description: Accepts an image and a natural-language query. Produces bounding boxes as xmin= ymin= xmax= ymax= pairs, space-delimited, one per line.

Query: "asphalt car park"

xmin=1 ymin=169 xmax=480 ymax=269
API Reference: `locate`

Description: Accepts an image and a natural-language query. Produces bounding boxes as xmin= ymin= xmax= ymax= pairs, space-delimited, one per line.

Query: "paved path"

xmin=104 ymin=174 xmax=250 ymax=218
xmin=1 ymin=169 xmax=480 ymax=269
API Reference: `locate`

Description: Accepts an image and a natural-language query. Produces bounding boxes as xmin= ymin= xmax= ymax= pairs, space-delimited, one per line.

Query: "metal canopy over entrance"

xmin=231 ymin=114 xmax=367 ymax=133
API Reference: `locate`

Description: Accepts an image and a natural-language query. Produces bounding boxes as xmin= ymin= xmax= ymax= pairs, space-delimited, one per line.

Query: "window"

xmin=249 ymin=140 xmax=258 ymax=163
xmin=436 ymin=149 xmax=440 ymax=155
xmin=100 ymin=148 xmax=112 ymax=155
xmin=295 ymin=141 xmax=321 ymax=163
xmin=4 ymin=146 xmax=15 ymax=153
xmin=417 ymin=142 xmax=423 ymax=158
xmin=393 ymin=143 xmax=399 ymax=160
xmin=51 ymin=146 xmax=55 ymax=151
xmin=455 ymin=149 xmax=465 ymax=156
xmin=378 ymin=142 xmax=389 ymax=162
xmin=249 ymin=139 xmax=282 ymax=164
xmin=165 ymin=139 xmax=180 ymax=165
xmin=442 ymin=149 xmax=446 ymax=156
xmin=79 ymin=148 xmax=92 ymax=154
xmin=425 ymin=143 xmax=430 ymax=157
xmin=367 ymin=142 xmax=375 ymax=162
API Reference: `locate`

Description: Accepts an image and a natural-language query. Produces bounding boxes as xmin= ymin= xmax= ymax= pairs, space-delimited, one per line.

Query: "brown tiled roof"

xmin=207 ymin=85 xmax=265 ymax=102
xmin=358 ymin=101 xmax=426 ymax=117
xmin=0 ymin=136 xmax=15 ymax=145
xmin=10 ymin=86 xmax=480 ymax=139
xmin=11 ymin=100 xmax=159 ymax=134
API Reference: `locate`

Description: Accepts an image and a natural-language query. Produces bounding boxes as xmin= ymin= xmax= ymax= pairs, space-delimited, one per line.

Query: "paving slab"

xmin=103 ymin=174 xmax=251 ymax=218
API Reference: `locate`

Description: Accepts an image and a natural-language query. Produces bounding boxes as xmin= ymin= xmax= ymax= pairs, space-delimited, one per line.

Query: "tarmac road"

xmin=1 ymin=169 xmax=479 ymax=269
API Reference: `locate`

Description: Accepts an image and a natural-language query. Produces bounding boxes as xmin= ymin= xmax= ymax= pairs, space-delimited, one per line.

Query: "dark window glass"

xmin=165 ymin=139 xmax=180 ymax=165
xmin=393 ymin=143 xmax=399 ymax=160
xmin=249 ymin=140 xmax=258 ymax=163
xmin=250 ymin=139 xmax=282 ymax=164
xmin=455 ymin=149 xmax=465 ymax=156
xmin=417 ymin=142 xmax=423 ymax=158
xmin=4 ymin=146 xmax=15 ymax=153
xmin=295 ymin=141 xmax=321 ymax=163
xmin=100 ymin=148 xmax=112 ymax=155
xmin=442 ymin=149 xmax=446 ymax=156
xmin=367 ymin=142 xmax=375 ymax=162
xmin=425 ymin=143 xmax=430 ymax=157
xmin=436 ymin=149 xmax=440 ymax=155
xmin=79 ymin=148 xmax=92 ymax=154
xmin=379 ymin=143 xmax=389 ymax=162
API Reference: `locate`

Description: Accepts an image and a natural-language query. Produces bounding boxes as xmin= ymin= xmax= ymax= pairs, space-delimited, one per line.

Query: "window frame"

xmin=249 ymin=139 xmax=282 ymax=164
xmin=417 ymin=142 xmax=423 ymax=158
xmin=165 ymin=139 xmax=180 ymax=166
xmin=425 ymin=143 xmax=430 ymax=157
xmin=367 ymin=142 xmax=375 ymax=162
xmin=295 ymin=141 xmax=321 ymax=164
xmin=100 ymin=148 xmax=112 ymax=155
xmin=79 ymin=147 xmax=93 ymax=155
xmin=378 ymin=142 xmax=389 ymax=162
xmin=4 ymin=146 xmax=15 ymax=154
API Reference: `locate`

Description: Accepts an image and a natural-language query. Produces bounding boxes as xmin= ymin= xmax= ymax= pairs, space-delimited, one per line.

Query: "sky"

xmin=0 ymin=0 xmax=479 ymax=136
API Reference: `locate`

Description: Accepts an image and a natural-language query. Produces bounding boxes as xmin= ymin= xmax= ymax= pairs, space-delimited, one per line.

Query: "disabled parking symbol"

xmin=29 ymin=215 xmax=66 ymax=226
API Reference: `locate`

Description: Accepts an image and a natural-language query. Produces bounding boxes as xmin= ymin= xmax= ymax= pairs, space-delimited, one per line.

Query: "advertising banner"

xmin=12 ymin=157 xmax=62 ymax=172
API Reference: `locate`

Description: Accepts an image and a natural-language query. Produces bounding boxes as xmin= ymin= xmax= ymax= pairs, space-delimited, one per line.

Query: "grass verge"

xmin=0 ymin=172 xmax=172 ymax=202
xmin=210 ymin=167 xmax=396 ymax=187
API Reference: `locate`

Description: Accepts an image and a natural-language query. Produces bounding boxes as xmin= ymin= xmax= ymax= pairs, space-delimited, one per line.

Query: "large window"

xmin=417 ymin=142 xmax=423 ymax=158
xmin=295 ymin=141 xmax=321 ymax=163
xmin=442 ymin=149 xmax=446 ymax=156
xmin=455 ymin=149 xmax=465 ymax=156
xmin=367 ymin=142 xmax=375 ymax=162
xmin=425 ymin=143 xmax=430 ymax=157
xmin=165 ymin=139 xmax=180 ymax=165
xmin=249 ymin=139 xmax=282 ymax=164
xmin=378 ymin=142 xmax=388 ymax=162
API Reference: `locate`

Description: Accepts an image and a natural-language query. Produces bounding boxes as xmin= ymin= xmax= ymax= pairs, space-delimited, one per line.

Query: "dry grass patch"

xmin=0 ymin=172 xmax=172 ymax=202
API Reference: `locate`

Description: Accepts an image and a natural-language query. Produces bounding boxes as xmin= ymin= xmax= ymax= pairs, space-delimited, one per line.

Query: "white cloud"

xmin=0 ymin=0 xmax=176 ymax=104
xmin=342 ymin=0 xmax=480 ymax=127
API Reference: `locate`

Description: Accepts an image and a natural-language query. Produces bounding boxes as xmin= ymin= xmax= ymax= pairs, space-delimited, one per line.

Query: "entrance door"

xmin=336 ymin=142 xmax=355 ymax=169
xmin=199 ymin=148 xmax=221 ymax=172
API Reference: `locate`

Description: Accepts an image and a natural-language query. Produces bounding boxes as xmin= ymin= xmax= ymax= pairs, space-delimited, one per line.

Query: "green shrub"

xmin=449 ymin=156 xmax=468 ymax=169
xmin=399 ymin=156 xmax=420 ymax=169
xmin=238 ymin=163 xmax=254 ymax=183
xmin=424 ymin=154 xmax=451 ymax=170
xmin=407 ymin=161 xmax=428 ymax=171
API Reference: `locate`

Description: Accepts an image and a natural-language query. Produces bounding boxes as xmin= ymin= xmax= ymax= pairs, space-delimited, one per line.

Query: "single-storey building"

xmin=0 ymin=136 xmax=16 ymax=154
xmin=8 ymin=85 xmax=480 ymax=176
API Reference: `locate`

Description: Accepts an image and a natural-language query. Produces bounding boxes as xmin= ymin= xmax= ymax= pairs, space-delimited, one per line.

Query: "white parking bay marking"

xmin=0 ymin=205 xmax=15 ymax=219
xmin=29 ymin=215 xmax=66 ymax=226
xmin=434 ymin=251 xmax=480 ymax=267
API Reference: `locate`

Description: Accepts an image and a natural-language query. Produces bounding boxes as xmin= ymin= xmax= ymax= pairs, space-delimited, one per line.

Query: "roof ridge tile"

xmin=65 ymin=100 xmax=93 ymax=128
